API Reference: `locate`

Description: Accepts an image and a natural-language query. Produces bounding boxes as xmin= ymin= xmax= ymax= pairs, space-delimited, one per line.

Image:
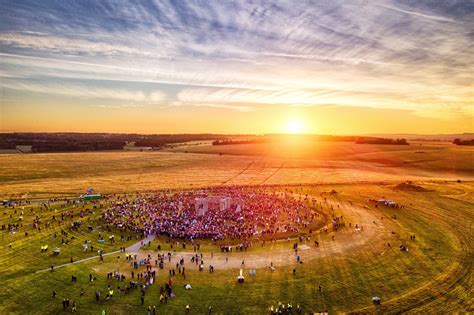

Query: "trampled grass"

xmin=0 ymin=182 xmax=472 ymax=314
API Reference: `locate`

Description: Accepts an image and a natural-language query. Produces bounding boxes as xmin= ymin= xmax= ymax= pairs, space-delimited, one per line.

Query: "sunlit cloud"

xmin=173 ymin=101 xmax=254 ymax=112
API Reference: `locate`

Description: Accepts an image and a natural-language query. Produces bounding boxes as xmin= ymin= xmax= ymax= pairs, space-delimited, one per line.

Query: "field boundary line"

xmin=259 ymin=160 xmax=285 ymax=185
xmin=220 ymin=160 xmax=255 ymax=185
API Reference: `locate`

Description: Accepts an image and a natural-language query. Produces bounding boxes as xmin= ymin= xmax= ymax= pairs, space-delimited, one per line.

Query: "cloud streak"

xmin=0 ymin=33 xmax=144 ymax=56
xmin=1 ymin=80 xmax=166 ymax=103
xmin=374 ymin=3 xmax=461 ymax=24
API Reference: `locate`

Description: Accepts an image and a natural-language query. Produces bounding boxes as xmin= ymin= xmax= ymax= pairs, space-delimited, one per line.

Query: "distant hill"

xmin=367 ymin=133 xmax=474 ymax=141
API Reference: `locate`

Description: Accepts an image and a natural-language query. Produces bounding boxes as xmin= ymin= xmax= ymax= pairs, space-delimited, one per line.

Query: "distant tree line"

xmin=0 ymin=133 xmax=234 ymax=153
xmin=211 ymin=135 xmax=410 ymax=146
xmin=212 ymin=138 xmax=269 ymax=145
xmin=265 ymin=134 xmax=358 ymax=142
xmin=212 ymin=135 xmax=360 ymax=146
xmin=32 ymin=142 xmax=126 ymax=152
xmin=0 ymin=133 xmax=416 ymax=152
xmin=355 ymin=137 xmax=409 ymax=145
xmin=453 ymin=139 xmax=474 ymax=146
xmin=0 ymin=140 xmax=16 ymax=149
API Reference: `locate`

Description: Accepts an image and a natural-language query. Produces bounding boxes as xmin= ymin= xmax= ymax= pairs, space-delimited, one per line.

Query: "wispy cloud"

xmin=0 ymin=0 xmax=472 ymax=129
xmin=374 ymin=3 xmax=460 ymax=24
xmin=1 ymin=80 xmax=166 ymax=103
xmin=0 ymin=33 xmax=145 ymax=56
xmin=91 ymin=104 xmax=146 ymax=109
xmin=173 ymin=101 xmax=254 ymax=112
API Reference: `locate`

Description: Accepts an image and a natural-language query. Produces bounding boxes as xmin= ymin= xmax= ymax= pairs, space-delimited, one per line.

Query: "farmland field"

xmin=0 ymin=142 xmax=473 ymax=314
xmin=1 ymin=141 xmax=472 ymax=199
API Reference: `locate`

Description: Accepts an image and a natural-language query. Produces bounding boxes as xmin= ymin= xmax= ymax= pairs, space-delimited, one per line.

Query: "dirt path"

xmin=35 ymin=235 xmax=156 ymax=273
xmin=126 ymin=234 xmax=156 ymax=252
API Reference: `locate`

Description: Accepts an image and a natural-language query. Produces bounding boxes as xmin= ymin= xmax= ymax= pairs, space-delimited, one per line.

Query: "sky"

xmin=0 ymin=0 xmax=473 ymax=134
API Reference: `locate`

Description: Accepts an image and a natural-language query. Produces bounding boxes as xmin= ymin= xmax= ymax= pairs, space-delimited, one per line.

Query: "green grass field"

xmin=0 ymin=144 xmax=472 ymax=314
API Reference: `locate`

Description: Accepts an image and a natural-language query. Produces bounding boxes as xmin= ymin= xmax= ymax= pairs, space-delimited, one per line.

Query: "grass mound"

xmin=320 ymin=189 xmax=338 ymax=195
xmin=393 ymin=181 xmax=431 ymax=192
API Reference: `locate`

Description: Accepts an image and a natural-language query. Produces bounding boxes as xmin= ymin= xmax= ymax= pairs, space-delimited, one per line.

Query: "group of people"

xmin=102 ymin=186 xmax=316 ymax=241
xmin=51 ymin=292 xmax=77 ymax=313
xmin=269 ymin=302 xmax=303 ymax=314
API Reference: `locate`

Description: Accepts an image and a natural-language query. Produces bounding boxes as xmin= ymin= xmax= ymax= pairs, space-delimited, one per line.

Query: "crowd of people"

xmin=2 ymin=186 xmax=372 ymax=314
xmin=102 ymin=187 xmax=316 ymax=241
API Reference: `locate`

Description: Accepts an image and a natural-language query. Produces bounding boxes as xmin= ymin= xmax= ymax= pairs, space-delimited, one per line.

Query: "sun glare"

xmin=287 ymin=119 xmax=304 ymax=134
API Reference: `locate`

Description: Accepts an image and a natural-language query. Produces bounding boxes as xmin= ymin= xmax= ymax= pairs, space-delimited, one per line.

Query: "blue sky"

xmin=0 ymin=0 xmax=473 ymax=133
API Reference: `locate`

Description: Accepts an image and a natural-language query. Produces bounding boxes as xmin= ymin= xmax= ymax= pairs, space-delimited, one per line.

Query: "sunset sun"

xmin=287 ymin=119 xmax=304 ymax=134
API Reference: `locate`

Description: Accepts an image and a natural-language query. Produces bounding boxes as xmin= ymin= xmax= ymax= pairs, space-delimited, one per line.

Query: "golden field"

xmin=1 ymin=141 xmax=472 ymax=198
